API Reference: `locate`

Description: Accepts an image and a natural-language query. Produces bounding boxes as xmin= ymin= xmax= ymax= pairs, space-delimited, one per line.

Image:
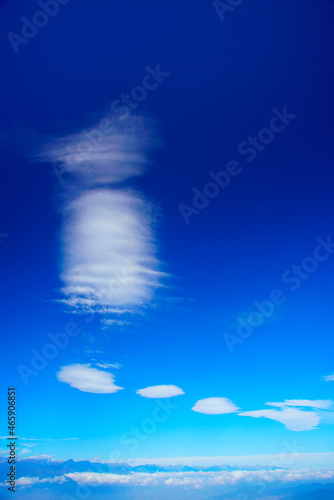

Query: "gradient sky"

xmin=1 ymin=0 xmax=334 ymax=467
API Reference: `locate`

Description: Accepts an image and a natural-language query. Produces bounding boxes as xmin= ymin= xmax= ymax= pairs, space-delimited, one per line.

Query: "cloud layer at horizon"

xmin=8 ymin=468 xmax=334 ymax=490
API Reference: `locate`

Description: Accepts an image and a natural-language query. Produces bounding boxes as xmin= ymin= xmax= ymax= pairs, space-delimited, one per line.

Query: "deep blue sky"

xmin=1 ymin=0 xmax=334 ymax=465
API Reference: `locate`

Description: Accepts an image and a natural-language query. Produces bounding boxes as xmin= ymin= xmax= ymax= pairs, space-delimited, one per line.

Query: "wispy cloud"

xmin=36 ymin=120 xmax=151 ymax=185
xmin=23 ymin=454 xmax=54 ymax=460
xmin=0 ymin=436 xmax=78 ymax=442
xmin=18 ymin=448 xmax=31 ymax=455
xmin=56 ymin=364 xmax=123 ymax=394
xmin=15 ymin=474 xmax=64 ymax=486
xmin=266 ymin=399 xmax=334 ymax=410
xmin=239 ymin=399 xmax=334 ymax=431
xmin=192 ymin=397 xmax=240 ymax=415
xmin=136 ymin=385 xmax=185 ymax=398
xmin=94 ymin=362 xmax=122 ymax=370
xmin=239 ymin=407 xmax=320 ymax=431
xmin=101 ymin=319 xmax=132 ymax=328
xmin=323 ymin=374 xmax=334 ymax=382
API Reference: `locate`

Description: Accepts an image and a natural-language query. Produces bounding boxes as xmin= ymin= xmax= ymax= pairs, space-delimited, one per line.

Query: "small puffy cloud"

xmin=191 ymin=397 xmax=240 ymax=415
xmin=239 ymin=407 xmax=321 ymax=431
xmin=136 ymin=385 xmax=184 ymax=398
xmin=267 ymin=399 xmax=334 ymax=410
xmin=56 ymin=364 xmax=123 ymax=394
xmin=323 ymin=374 xmax=334 ymax=382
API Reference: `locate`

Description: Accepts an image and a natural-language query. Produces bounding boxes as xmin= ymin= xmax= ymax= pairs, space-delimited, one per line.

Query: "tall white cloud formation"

xmin=39 ymin=114 xmax=164 ymax=314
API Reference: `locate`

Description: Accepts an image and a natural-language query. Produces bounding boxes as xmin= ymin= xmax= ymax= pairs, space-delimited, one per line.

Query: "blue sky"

xmin=1 ymin=0 xmax=334 ymax=468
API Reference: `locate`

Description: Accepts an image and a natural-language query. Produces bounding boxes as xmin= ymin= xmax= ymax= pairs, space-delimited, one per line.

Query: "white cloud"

xmin=136 ymin=385 xmax=184 ymax=398
xmin=35 ymin=117 xmax=151 ymax=185
xmin=239 ymin=399 xmax=334 ymax=431
xmin=266 ymin=399 xmax=334 ymax=410
xmin=191 ymin=397 xmax=240 ymax=415
xmin=323 ymin=374 xmax=334 ymax=382
xmin=19 ymin=448 xmax=31 ymax=455
xmin=6 ymin=467 xmax=334 ymax=490
xmin=63 ymin=469 xmax=334 ymax=488
xmin=37 ymin=116 xmax=165 ymax=316
xmin=59 ymin=189 xmax=164 ymax=313
xmin=56 ymin=364 xmax=123 ymax=394
xmin=16 ymin=475 xmax=65 ymax=486
xmin=239 ymin=407 xmax=321 ymax=431
xmin=101 ymin=319 xmax=132 ymax=328
xmin=95 ymin=362 xmax=122 ymax=369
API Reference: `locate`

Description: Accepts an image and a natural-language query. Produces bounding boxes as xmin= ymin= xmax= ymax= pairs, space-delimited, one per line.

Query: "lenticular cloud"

xmin=61 ymin=189 xmax=163 ymax=310
xmin=43 ymin=114 xmax=164 ymax=313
